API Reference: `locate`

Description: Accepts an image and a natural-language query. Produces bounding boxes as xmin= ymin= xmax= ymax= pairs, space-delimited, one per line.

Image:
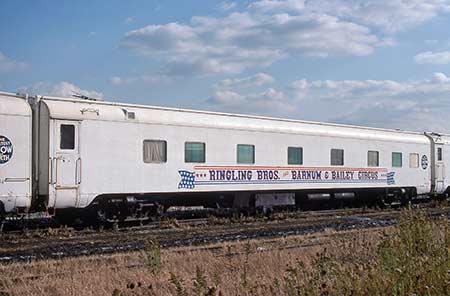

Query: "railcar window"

xmin=185 ymin=142 xmax=205 ymax=163
xmin=392 ymin=152 xmax=402 ymax=167
xmin=237 ymin=144 xmax=255 ymax=164
xmin=288 ymin=147 xmax=303 ymax=165
xmin=143 ymin=140 xmax=167 ymax=163
xmin=330 ymin=149 xmax=344 ymax=166
xmin=368 ymin=151 xmax=379 ymax=167
xmin=409 ymin=153 xmax=419 ymax=168
xmin=60 ymin=124 xmax=75 ymax=150
xmin=437 ymin=148 xmax=443 ymax=161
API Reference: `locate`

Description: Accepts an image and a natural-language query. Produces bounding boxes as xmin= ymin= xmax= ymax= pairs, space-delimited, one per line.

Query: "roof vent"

xmin=121 ymin=108 xmax=136 ymax=120
xmin=73 ymin=93 xmax=99 ymax=101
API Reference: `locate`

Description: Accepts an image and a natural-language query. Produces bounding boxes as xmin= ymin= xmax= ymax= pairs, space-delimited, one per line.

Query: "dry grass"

xmin=1 ymin=208 xmax=449 ymax=295
xmin=0 ymin=228 xmax=388 ymax=295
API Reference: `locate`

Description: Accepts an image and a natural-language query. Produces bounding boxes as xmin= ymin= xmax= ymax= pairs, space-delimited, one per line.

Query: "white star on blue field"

xmin=1 ymin=0 xmax=450 ymax=132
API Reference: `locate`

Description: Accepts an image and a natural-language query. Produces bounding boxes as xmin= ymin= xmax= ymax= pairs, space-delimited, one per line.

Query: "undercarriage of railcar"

xmin=50 ymin=186 xmax=427 ymax=225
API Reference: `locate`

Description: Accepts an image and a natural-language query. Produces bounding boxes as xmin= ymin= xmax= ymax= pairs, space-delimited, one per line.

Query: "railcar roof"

xmin=38 ymin=94 xmax=435 ymax=143
xmin=0 ymin=91 xmax=442 ymax=143
xmin=0 ymin=92 xmax=32 ymax=117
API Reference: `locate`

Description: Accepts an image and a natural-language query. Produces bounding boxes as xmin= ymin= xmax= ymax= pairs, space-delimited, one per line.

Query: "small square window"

xmin=288 ymin=147 xmax=303 ymax=165
xmin=60 ymin=124 xmax=75 ymax=150
xmin=392 ymin=152 xmax=402 ymax=167
xmin=185 ymin=142 xmax=205 ymax=163
xmin=368 ymin=151 xmax=379 ymax=167
xmin=143 ymin=140 xmax=167 ymax=163
xmin=409 ymin=153 xmax=419 ymax=168
xmin=237 ymin=144 xmax=255 ymax=164
xmin=331 ymin=149 xmax=344 ymax=166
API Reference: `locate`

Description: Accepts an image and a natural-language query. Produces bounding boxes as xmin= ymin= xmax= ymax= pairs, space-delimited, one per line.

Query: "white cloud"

xmin=249 ymin=0 xmax=305 ymax=12
xmin=0 ymin=52 xmax=27 ymax=73
xmin=414 ymin=51 xmax=450 ymax=64
xmin=250 ymin=0 xmax=450 ymax=32
xmin=218 ymin=2 xmax=237 ymax=11
xmin=218 ymin=73 xmax=274 ymax=88
xmin=209 ymin=87 xmax=291 ymax=114
xmin=291 ymin=74 xmax=450 ymax=103
xmin=121 ymin=11 xmax=384 ymax=75
xmin=109 ymin=74 xmax=172 ymax=85
xmin=289 ymin=73 xmax=450 ymax=131
xmin=18 ymin=81 xmax=103 ymax=99
xmin=433 ymin=72 xmax=450 ymax=83
xmin=207 ymin=73 xmax=450 ymax=132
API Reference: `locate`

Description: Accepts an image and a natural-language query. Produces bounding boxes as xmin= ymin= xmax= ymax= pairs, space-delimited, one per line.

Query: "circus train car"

xmin=0 ymin=91 xmax=449 ymax=222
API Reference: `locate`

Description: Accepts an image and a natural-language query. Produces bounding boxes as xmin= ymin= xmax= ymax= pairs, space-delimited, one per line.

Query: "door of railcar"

xmin=49 ymin=120 xmax=81 ymax=208
xmin=435 ymin=143 xmax=445 ymax=193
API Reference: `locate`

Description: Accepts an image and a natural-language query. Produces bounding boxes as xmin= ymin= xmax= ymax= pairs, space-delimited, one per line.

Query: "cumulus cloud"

xmin=249 ymin=0 xmax=305 ymax=12
xmin=218 ymin=73 xmax=274 ymax=88
xmin=109 ymin=74 xmax=172 ymax=85
xmin=290 ymin=74 xmax=450 ymax=105
xmin=433 ymin=72 xmax=450 ymax=83
xmin=120 ymin=5 xmax=389 ymax=75
xmin=118 ymin=0 xmax=450 ymax=76
xmin=0 ymin=52 xmax=27 ymax=73
xmin=291 ymin=73 xmax=450 ymax=131
xmin=207 ymin=73 xmax=450 ymax=133
xmin=209 ymin=87 xmax=292 ymax=114
xmin=250 ymin=0 xmax=450 ymax=32
xmin=18 ymin=81 xmax=103 ymax=99
xmin=414 ymin=51 xmax=450 ymax=65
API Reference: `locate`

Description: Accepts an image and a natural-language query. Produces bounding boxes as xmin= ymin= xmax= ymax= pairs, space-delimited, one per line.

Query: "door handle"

xmin=75 ymin=158 xmax=82 ymax=184
xmin=49 ymin=157 xmax=53 ymax=184
xmin=54 ymin=157 xmax=58 ymax=185
xmin=49 ymin=157 xmax=58 ymax=184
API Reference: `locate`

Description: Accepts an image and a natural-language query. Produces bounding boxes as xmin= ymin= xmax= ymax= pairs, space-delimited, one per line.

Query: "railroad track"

xmin=0 ymin=205 xmax=448 ymax=263
xmin=1 ymin=226 xmax=387 ymax=285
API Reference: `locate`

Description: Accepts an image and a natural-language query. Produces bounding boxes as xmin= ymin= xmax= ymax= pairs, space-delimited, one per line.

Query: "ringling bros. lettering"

xmin=177 ymin=166 xmax=395 ymax=189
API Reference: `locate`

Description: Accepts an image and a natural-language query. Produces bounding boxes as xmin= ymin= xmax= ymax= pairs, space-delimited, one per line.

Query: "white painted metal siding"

xmin=39 ymin=97 xmax=432 ymax=208
xmin=0 ymin=94 xmax=32 ymax=212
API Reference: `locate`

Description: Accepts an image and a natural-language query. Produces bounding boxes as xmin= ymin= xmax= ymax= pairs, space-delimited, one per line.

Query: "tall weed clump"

xmin=145 ymin=240 xmax=162 ymax=274
xmin=275 ymin=208 xmax=450 ymax=295
xmin=377 ymin=209 xmax=450 ymax=295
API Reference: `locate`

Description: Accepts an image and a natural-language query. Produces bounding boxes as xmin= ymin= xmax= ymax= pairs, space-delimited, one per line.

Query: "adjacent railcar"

xmin=0 ymin=93 xmax=32 ymax=217
xmin=1 ymin=92 xmax=449 ymax=223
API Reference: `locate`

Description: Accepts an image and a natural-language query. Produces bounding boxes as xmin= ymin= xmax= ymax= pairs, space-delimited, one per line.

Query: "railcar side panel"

xmin=39 ymin=98 xmax=433 ymax=210
xmin=74 ymin=119 xmax=431 ymax=208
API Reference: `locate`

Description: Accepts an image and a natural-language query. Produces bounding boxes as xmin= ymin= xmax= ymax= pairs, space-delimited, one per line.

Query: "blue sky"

xmin=1 ymin=0 xmax=450 ymax=132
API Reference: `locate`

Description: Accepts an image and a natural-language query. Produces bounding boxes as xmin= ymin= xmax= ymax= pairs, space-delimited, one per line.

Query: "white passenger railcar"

xmin=0 ymin=92 xmax=448 ymax=222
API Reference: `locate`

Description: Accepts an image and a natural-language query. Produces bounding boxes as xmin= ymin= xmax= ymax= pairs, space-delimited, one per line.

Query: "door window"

xmin=60 ymin=124 xmax=75 ymax=150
